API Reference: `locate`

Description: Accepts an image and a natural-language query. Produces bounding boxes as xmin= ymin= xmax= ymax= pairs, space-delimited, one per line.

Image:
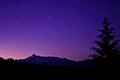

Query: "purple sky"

xmin=0 ymin=0 xmax=120 ymax=61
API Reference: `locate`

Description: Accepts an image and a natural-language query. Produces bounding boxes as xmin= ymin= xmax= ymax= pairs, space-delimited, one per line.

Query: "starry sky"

xmin=0 ymin=0 xmax=120 ymax=61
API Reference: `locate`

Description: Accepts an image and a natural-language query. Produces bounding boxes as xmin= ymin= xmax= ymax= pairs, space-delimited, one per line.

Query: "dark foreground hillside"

xmin=0 ymin=61 xmax=120 ymax=80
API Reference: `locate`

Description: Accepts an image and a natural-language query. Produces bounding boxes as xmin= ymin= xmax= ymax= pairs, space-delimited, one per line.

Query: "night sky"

xmin=0 ymin=0 xmax=120 ymax=61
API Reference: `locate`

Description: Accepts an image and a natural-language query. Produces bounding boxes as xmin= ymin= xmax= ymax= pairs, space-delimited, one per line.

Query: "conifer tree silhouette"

xmin=90 ymin=16 xmax=120 ymax=61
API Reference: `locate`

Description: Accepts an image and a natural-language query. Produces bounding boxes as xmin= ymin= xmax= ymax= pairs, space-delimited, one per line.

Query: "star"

xmin=40 ymin=21 xmax=44 ymax=24
xmin=47 ymin=16 xmax=50 ymax=19
xmin=12 ymin=21 xmax=18 ymax=24
xmin=21 ymin=15 xmax=24 ymax=19
xmin=92 ymin=8 xmax=96 ymax=11
xmin=115 ymin=8 xmax=119 ymax=11
xmin=113 ymin=8 xmax=120 ymax=15
xmin=0 ymin=11 xmax=2 ymax=14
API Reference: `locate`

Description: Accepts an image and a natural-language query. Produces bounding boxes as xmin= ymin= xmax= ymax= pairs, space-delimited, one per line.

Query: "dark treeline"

xmin=0 ymin=56 xmax=115 ymax=80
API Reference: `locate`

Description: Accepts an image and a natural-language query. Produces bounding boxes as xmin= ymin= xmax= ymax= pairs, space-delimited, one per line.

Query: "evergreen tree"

xmin=90 ymin=16 xmax=120 ymax=61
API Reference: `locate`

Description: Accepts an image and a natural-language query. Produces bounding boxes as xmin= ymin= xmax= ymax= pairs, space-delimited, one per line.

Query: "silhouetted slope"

xmin=19 ymin=54 xmax=75 ymax=66
xmin=18 ymin=54 xmax=96 ymax=69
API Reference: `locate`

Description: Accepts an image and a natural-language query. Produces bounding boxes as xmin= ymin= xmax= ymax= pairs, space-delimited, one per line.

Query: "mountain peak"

xmin=32 ymin=54 xmax=37 ymax=57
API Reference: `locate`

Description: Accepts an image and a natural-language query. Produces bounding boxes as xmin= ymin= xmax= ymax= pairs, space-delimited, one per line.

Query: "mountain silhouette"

xmin=18 ymin=54 xmax=96 ymax=68
xmin=18 ymin=54 xmax=75 ymax=66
